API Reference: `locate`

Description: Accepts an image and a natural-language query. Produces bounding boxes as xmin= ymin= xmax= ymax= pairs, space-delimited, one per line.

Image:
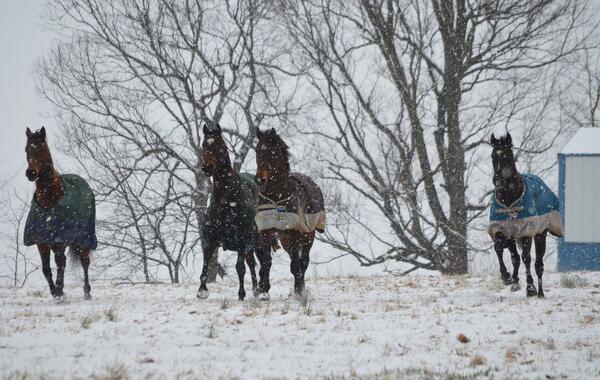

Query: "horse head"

xmin=255 ymin=128 xmax=290 ymax=186
xmin=25 ymin=127 xmax=53 ymax=182
xmin=490 ymin=132 xmax=518 ymax=191
xmin=201 ymin=123 xmax=231 ymax=177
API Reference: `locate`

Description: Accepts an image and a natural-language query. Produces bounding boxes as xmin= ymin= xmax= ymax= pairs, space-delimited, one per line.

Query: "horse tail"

xmin=69 ymin=245 xmax=82 ymax=267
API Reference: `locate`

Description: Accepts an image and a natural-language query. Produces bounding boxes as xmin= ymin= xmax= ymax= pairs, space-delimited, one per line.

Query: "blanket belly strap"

xmin=255 ymin=210 xmax=326 ymax=233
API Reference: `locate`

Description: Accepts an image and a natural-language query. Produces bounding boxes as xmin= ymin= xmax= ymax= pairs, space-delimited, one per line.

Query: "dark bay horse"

xmin=254 ymin=128 xmax=326 ymax=300
xmin=197 ymin=124 xmax=259 ymax=301
xmin=489 ymin=133 xmax=563 ymax=298
xmin=24 ymin=127 xmax=97 ymax=300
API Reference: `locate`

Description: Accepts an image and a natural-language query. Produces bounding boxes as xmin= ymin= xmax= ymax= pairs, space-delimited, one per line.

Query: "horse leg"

xmin=78 ymin=247 xmax=92 ymax=300
xmin=520 ymin=237 xmax=537 ymax=297
xmin=37 ymin=244 xmax=56 ymax=296
xmin=289 ymin=249 xmax=303 ymax=296
xmin=493 ymin=233 xmax=511 ymax=286
xmin=298 ymin=232 xmax=315 ymax=296
xmin=280 ymin=232 xmax=303 ymax=296
xmin=236 ymin=251 xmax=247 ymax=301
xmin=255 ymin=231 xmax=273 ymax=301
xmin=245 ymin=252 xmax=258 ymax=297
xmin=51 ymin=244 xmax=66 ymax=299
xmin=508 ymin=240 xmax=521 ymax=291
xmin=197 ymin=239 xmax=218 ymax=299
xmin=534 ymin=231 xmax=547 ymax=298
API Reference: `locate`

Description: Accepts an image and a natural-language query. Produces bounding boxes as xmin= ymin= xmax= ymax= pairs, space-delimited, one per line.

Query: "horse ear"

xmin=490 ymin=133 xmax=498 ymax=145
xmin=256 ymin=128 xmax=263 ymax=139
xmin=506 ymin=132 xmax=512 ymax=146
xmin=215 ymin=123 xmax=222 ymax=134
xmin=203 ymin=124 xmax=209 ymax=135
xmin=26 ymin=127 xmax=33 ymax=138
xmin=40 ymin=126 xmax=46 ymax=139
xmin=269 ymin=127 xmax=276 ymax=136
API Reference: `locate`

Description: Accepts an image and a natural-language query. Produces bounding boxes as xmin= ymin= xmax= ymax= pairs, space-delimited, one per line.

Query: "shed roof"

xmin=561 ymin=128 xmax=600 ymax=155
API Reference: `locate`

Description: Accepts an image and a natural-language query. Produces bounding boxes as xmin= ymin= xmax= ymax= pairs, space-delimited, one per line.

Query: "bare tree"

xmin=560 ymin=42 xmax=600 ymax=129
xmin=37 ymin=0 xmax=300 ymax=281
xmin=279 ymin=0 xmax=591 ymax=274
xmin=0 ymin=188 xmax=38 ymax=287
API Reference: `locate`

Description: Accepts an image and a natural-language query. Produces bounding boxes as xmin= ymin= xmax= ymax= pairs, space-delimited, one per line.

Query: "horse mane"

xmin=274 ymin=134 xmax=291 ymax=172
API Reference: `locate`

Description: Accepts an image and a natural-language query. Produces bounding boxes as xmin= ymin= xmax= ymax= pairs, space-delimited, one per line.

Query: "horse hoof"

xmin=501 ymin=276 xmax=511 ymax=286
xmin=197 ymin=289 xmax=209 ymax=299
xmin=84 ymin=293 xmax=92 ymax=301
xmin=537 ymin=292 xmax=545 ymax=299
xmin=257 ymin=292 xmax=270 ymax=301
xmin=510 ymin=283 xmax=521 ymax=292
xmin=526 ymin=285 xmax=537 ymax=297
xmin=53 ymin=295 xmax=65 ymax=304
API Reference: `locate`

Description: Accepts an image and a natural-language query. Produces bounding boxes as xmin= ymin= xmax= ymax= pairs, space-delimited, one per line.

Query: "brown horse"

xmin=24 ymin=127 xmax=97 ymax=300
xmin=197 ymin=124 xmax=259 ymax=300
xmin=254 ymin=128 xmax=326 ymax=300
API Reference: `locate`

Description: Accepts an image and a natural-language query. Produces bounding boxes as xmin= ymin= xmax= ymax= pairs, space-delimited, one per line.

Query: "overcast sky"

xmin=0 ymin=1 xmax=55 ymax=185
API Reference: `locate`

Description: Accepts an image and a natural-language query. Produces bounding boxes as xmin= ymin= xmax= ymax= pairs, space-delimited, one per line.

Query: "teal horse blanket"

xmin=24 ymin=174 xmax=97 ymax=250
xmin=488 ymin=174 xmax=563 ymax=239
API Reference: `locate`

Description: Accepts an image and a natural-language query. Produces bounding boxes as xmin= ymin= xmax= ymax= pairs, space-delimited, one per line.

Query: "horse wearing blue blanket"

xmin=24 ymin=127 xmax=97 ymax=300
xmin=489 ymin=133 xmax=563 ymax=298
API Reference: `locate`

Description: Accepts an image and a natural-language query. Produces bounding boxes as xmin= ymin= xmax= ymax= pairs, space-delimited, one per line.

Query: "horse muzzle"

xmin=25 ymin=168 xmax=38 ymax=182
xmin=255 ymin=170 xmax=269 ymax=186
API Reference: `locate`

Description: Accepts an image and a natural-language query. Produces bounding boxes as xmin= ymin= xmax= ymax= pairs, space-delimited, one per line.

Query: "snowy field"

xmin=1 ymin=272 xmax=600 ymax=379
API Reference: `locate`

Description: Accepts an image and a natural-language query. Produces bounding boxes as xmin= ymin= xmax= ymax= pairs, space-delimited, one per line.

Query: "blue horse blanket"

xmin=24 ymin=174 xmax=97 ymax=250
xmin=488 ymin=174 xmax=563 ymax=239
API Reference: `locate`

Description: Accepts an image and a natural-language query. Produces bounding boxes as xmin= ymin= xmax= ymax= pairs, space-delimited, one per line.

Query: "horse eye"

xmin=261 ymin=144 xmax=267 ymax=150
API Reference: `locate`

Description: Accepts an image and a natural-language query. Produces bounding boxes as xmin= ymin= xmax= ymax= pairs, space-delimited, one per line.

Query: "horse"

xmin=254 ymin=128 xmax=326 ymax=300
xmin=489 ymin=132 xmax=563 ymax=298
xmin=24 ymin=127 xmax=97 ymax=300
xmin=196 ymin=123 xmax=260 ymax=301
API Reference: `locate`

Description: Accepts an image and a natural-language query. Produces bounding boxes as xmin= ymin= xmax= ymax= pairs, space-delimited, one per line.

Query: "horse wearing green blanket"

xmin=196 ymin=123 xmax=261 ymax=301
xmin=24 ymin=127 xmax=97 ymax=301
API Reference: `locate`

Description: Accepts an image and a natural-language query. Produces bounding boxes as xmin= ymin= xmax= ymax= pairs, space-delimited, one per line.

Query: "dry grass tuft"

xmin=139 ymin=357 xmax=154 ymax=364
xmin=91 ymin=364 xmax=128 ymax=380
xmin=543 ymin=337 xmax=556 ymax=350
xmin=560 ymin=274 xmax=589 ymax=289
xmin=505 ymin=347 xmax=519 ymax=363
xmin=582 ymin=315 xmax=596 ymax=325
xmin=457 ymin=333 xmax=470 ymax=344
xmin=104 ymin=308 xmax=117 ymax=322
xmin=81 ymin=316 xmax=94 ymax=329
xmin=469 ymin=354 xmax=486 ymax=367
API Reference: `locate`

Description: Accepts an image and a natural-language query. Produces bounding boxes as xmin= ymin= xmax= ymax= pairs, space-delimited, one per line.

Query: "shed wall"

xmin=564 ymin=156 xmax=600 ymax=243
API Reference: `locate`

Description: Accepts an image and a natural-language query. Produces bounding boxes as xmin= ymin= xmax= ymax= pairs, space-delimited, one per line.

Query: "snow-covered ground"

xmin=1 ymin=272 xmax=600 ymax=379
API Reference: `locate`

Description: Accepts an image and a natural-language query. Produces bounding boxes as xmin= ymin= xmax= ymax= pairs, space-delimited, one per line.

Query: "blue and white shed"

xmin=558 ymin=128 xmax=600 ymax=271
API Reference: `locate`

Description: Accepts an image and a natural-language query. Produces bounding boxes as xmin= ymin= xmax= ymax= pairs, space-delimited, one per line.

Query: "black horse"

xmin=196 ymin=124 xmax=259 ymax=301
xmin=254 ymin=128 xmax=326 ymax=300
xmin=489 ymin=132 xmax=563 ymax=298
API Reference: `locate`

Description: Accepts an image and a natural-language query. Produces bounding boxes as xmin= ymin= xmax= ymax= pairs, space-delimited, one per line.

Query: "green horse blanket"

xmin=24 ymin=174 xmax=97 ymax=250
xmin=203 ymin=172 xmax=257 ymax=252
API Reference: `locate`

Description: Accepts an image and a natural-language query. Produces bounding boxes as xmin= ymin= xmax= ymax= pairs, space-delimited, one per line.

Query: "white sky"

xmin=0 ymin=1 xmax=54 ymax=184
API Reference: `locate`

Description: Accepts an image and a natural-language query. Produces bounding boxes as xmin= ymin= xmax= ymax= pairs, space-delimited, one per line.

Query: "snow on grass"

xmin=1 ymin=272 xmax=600 ymax=379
